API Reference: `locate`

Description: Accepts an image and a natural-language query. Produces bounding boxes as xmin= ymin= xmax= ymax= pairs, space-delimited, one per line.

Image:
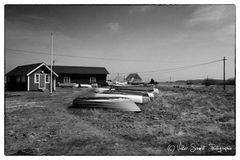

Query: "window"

xmin=63 ymin=77 xmax=71 ymax=83
xmin=35 ymin=74 xmax=39 ymax=83
xmin=45 ymin=75 xmax=50 ymax=83
xmin=90 ymin=77 xmax=96 ymax=83
xmin=21 ymin=76 xmax=26 ymax=83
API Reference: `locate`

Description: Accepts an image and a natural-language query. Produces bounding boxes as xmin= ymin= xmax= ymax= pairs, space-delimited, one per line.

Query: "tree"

xmin=149 ymin=78 xmax=158 ymax=84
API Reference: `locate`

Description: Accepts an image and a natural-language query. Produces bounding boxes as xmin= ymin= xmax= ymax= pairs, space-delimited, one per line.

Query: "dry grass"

xmin=5 ymin=85 xmax=235 ymax=155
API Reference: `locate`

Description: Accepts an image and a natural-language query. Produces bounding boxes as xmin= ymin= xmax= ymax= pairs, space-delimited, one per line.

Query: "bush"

xmin=149 ymin=78 xmax=158 ymax=84
xmin=202 ymin=78 xmax=216 ymax=86
xmin=226 ymin=78 xmax=235 ymax=85
xmin=186 ymin=81 xmax=192 ymax=85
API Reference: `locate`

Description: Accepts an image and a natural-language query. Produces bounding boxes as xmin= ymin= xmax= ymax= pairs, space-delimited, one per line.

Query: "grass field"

xmin=4 ymin=85 xmax=235 ymax=155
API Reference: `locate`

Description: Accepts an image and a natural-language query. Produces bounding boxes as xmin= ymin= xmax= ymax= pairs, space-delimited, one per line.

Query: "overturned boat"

xmin=72 ymin=97 xmax=141 ymax=112
xmin=101 ymin=89 xmax=155 ymax=98
xmin=113 ymin=84 xmax=154 ymax=92
xmin=94 ymin=93 xmax=150 ymax=104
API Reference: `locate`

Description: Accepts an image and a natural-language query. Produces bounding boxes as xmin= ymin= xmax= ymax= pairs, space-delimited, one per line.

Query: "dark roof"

xmin=126 ymin=73 xmax=142 ymax=81
xmin=6 ymin=62 xmax=58 ymax=76
xmin=6 ymin=63 xmax=43 ymax=76
xmin=52 ymin=65 xmax=109 ymax=75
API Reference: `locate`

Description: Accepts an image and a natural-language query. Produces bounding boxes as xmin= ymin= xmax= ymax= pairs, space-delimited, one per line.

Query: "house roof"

xmin=6 ymin=62 xmax=58 ymax=77
xmin=52 ymin=65 xmax=109 ymax=75
xmin=126 ymin=73 xmax=142 ymax=81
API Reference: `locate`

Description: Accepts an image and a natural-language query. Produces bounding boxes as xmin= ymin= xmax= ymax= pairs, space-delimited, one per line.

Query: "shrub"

xmin=149 ymin=78 xmax=158 ymax=84
xmin=202 ymin=78 xmax=216 ymax=86
xmin=226 ymin=78 xmax=235 ymax=85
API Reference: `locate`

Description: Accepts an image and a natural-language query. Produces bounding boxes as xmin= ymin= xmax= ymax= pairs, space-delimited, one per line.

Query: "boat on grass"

xmin=72 ymin=97 xmax=141 ymax=112
xmin=113 ymin=84 xmax=154 ymax=91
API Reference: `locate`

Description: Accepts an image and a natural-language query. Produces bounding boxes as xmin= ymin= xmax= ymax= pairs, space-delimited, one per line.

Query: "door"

xmin=39 ymin=74 xmax=46 ymax=89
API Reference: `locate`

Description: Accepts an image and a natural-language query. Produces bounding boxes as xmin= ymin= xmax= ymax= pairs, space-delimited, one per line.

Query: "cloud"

xmin=215 ymin=23 xmax=235 ymax=42
xmin=222 ymin=23 xmax=235 ymax=36
xmin=20 ymin=15 xmax=60 ymax=24
xmin=129 ymin=6 xmax=157 ymax=14
xmin=107 ymin=22 xmax=120 ymax=33
xmin=25 ymin=15 xmax=50 ymax=21
xmin=187 ymin=5 xmax=235 ymax=26
xmin=186 ymin=5 xmax=235 ymax=43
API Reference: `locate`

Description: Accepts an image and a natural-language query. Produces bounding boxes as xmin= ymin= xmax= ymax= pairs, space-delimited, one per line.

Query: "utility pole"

xmin=50 ymin=33 xmax=53 ymax=95
xmin=223 ymin=56 xmax=226 ymax=90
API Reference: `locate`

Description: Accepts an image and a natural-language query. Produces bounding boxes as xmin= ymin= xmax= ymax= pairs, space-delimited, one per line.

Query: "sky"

xmin=5 ymin=5 xmax=235 ymax=81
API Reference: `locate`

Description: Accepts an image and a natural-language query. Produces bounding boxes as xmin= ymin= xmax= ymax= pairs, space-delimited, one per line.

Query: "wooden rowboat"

xmin=102 ymin=89 xmax=154 ymax=98
xmin=113 ymin=85 xmax=154 ymax=91
xmin=94 ymin=93 xmax=150 ymax=104
xmin=72 ymin=97 xmax=141 ymax=112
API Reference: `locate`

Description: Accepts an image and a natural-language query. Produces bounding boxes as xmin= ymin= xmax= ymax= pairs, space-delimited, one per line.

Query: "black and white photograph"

xmin=4 ymin=3 xmax=236 ymax=156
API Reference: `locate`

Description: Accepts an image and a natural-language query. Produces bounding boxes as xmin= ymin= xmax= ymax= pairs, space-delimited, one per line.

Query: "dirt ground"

xmin=4 ymin=85 xmax=235 ymax=155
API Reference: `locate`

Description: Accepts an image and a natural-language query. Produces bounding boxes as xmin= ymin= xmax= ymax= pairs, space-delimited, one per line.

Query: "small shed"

xmin=126 ymin=73 xmax=142 ymax=83
xmin=6 ymin=62 xmax=58 ymax=91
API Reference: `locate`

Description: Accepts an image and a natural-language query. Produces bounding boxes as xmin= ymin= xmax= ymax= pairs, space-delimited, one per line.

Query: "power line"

xmin=5 ymin=48 xmax=209 ymax=64
xmin=5 ymin=48 xmax=155 ymax=63
xmin=228 ymin=59 xmax=235 ymax=63
xmin=110 ymin=59 xmax=222 ymax=75
xmin=5 ymin=47 xmax=225 ymax=77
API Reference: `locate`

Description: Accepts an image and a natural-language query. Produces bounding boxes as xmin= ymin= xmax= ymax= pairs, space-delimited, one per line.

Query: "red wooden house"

xmin=6 ymin=62 xmax=58 ymax=91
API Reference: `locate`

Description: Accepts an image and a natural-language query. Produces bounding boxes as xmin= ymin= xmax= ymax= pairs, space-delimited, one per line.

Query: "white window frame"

xmin=34 ymin=73 xmax=40 ymax=83
xmin=90 ymin=77 xmax=96 ymax=83
xmin=63 ymin=77 xmax=71 ymax=84
xmin=45 ymin=74 xmax=50 ymax=83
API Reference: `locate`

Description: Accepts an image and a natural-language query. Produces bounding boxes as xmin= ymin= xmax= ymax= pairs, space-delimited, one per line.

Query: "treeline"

xmin=175 ymin=78 xmax=235 ymax=86
xmin=201 ymin=78 xmax=235 ymax=86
